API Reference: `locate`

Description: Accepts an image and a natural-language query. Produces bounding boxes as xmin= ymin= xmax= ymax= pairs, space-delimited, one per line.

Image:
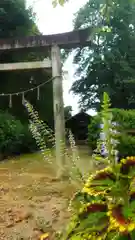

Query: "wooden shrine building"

xmin=66 ymin=111 xmax=92 ymax=144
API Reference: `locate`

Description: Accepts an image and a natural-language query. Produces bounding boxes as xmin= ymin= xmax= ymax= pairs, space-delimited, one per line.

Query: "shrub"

xmin=19 ymin=124 xmax=37 ymax=154
xmin=112 ymin=108 xmax=135 ymax=129
xmin=110 ymin=109 xmax=135 ymax=157
xmin=88 ymin=108 xmax=135 ymax=156
xmin=0 ymin=111 xmax=36 ymax=158
xmin=118 ymin=134 xmax=135 ymax=157
xmin=88 ymin=115 xmax=101 ymax=150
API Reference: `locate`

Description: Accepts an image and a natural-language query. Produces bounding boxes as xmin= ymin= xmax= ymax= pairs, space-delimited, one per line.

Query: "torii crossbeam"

xmin=0 ymin=28 xmax=91 ymax=50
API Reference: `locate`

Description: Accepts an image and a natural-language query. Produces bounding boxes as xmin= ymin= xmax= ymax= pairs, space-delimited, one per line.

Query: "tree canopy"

xmin=0 ymin=0 xmax=38 ymax=38
xmin=71 ymin=0 xmax=135 ymax=111
xmin=64 ymin=105 xmax=72 ymax=120
xmin=0 ymin=0 xmax=53 ymax=127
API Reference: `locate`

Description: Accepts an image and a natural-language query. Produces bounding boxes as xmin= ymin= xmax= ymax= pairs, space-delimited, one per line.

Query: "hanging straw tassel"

xmin=37 ymin=86 xmax=40 ymax=100
xmin=22 ymin=92 xmax=25 ymax=104
xmin=9 ymin=94 xmax=12 ymax=108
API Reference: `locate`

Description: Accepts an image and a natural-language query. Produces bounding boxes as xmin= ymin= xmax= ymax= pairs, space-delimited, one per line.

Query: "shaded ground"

xmin=0 ymin=150 xmax=92 ymax=240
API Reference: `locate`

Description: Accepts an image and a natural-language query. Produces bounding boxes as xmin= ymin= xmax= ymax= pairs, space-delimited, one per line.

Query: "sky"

xmin=26 ymin=0 xmax=96 ymax=116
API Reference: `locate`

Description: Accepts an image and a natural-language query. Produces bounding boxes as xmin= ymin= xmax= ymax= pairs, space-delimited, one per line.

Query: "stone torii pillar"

xmin=51 ymin=45 xmax=66 ymax=177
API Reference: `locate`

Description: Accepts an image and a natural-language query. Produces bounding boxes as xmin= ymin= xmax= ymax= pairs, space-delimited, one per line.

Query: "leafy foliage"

xmin=52 ymin=0 xmax=68 ymax=7
xmin=64 ymin=106 xmax=72 ymax=120
xmin=88 ymin=115 xmax=101 ymax=150
xmin=0 ymin=0 xmax=37 ymax=38
xmin=0 ymin=111 xmax=36 ymax=158
xmin=72 ymin=0 xmax=135 ymax=110
xmin=88 ymin=108 xmax=135 ymax=156
xmin=112 ymin=109 xmax=135 ymax=130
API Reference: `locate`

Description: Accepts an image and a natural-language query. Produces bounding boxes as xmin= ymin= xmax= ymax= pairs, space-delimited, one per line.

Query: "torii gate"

xmin=0 ymin=28 xmax=91 ymax=176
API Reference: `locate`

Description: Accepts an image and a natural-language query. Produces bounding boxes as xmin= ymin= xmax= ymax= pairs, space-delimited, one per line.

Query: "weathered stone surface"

xmin=0 ymin=28 xmax=92 ymax=51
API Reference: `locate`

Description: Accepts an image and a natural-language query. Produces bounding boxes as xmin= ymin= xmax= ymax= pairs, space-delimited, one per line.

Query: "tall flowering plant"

xmin=23 ymin=99 xmax=83 ymax=183
xmin=57 ymin=93 xmax=135 ymax=240
xmin=23 ymin=100 xmax=54 ymax=163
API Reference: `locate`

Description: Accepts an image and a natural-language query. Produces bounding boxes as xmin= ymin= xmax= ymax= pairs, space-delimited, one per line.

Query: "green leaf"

xmin=58 ymin=0 xmax=66 ymax=6
xmin=123 ymin=201 xmax=135 ymax=220
xmin=52 ymin=0 xmax=57 ymax=7
xmin=117 ymin=235 xmax=130 ymax=240
xmin=130 ymin=230 xmax=135 ymax=239
xmin=77 ymin=212 xmax=107 ymax=233
xmin=70 ymin=235 xmax=82 ymax=240
xmin=91 ymin=178 xmax=115 ymax=186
